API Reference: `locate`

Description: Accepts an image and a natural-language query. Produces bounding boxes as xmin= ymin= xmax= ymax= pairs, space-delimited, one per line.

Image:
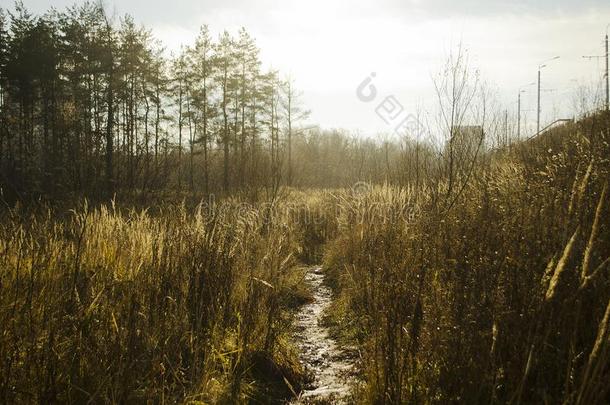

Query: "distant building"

xmin=445 ymin=125 xmax=484 ymax=164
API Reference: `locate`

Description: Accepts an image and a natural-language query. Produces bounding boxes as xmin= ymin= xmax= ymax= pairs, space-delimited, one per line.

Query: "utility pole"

xmin=537 ymin=56 xmax=560 ymax=137
xmin=518 ymin=92 xmax=522 ymax=138
xmin=606 ymin=33 xmax=610 ymax=111
xmin=504 ymin=109 xmax=508 ymax=146
xmin=537 ymin=69 xmax=541 ymax=136
xmin=582 ymin=29 xmax=609 ymax=111
xmin=287 ymin=90 xmax=292 ymax=187
xmin=518 ymin=82 xmax=535 ymax=138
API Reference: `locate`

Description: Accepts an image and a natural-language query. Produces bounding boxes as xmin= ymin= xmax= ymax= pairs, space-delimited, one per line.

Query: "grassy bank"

xmin=323 ymin=114 xmax=610 ymax=403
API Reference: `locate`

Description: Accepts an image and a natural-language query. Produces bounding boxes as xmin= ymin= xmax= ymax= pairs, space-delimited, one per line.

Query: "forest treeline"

xmin=0 ymin=2 xmax=437 ymax=202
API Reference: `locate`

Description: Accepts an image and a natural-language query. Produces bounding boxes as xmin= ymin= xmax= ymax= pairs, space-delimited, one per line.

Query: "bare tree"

xmin=281 ymin=76 xmax=310 ymax=187
xmin=433 ymin=43 xmax=480 ymax=207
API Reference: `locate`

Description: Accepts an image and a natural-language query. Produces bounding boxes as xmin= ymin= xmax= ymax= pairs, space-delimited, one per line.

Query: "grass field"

xmin=1 ymin=115 xmax=609 ymax=404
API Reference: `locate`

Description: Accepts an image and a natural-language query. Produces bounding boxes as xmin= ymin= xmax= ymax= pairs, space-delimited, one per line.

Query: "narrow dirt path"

xmin=291 ymin=266 xmax=356 ymax=404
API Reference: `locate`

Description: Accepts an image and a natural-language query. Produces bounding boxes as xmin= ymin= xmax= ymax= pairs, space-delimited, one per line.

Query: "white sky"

xmin=11 ymin=0 xmax=610 ymax=136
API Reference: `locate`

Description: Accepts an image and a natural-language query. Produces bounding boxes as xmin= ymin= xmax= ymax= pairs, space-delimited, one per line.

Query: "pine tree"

xmin=214 ymin=30 xmax=235 ymax=193
xmin=189 ymin=25 xmax=215 ymax=195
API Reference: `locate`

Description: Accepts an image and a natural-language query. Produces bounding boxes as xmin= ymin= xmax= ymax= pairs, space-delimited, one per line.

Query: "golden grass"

xmin=0 ymin=197 xmax=317 ymax=403
xmin=322 ymin=114 xmax=610 ymax=403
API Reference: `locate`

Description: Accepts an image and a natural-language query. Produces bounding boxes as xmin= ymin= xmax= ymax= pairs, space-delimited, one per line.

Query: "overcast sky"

xmin=10 ymin=0 xmax=610 ymax=136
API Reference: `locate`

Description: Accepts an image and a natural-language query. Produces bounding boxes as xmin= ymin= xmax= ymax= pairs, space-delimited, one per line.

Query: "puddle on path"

xmin=291 ymin=266 xmax=356 ymax=404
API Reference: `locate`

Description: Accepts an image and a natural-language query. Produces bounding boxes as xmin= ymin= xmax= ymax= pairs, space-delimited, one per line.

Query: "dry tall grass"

xmin=1 ymin=113 xmax=608 ymax=403
xmin=0 ymin=198 xmax=314 ymax=403
xmin=323 ymin=113 xmax=610 ymax=403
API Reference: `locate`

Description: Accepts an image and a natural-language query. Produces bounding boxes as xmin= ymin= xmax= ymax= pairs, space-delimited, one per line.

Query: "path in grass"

xmin=291 ymin=266 xmax=356 ymax=403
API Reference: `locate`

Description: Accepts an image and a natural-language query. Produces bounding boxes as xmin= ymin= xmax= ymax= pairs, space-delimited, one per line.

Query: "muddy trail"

xmin=291 ymin=266 xmax=357 ymax=404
